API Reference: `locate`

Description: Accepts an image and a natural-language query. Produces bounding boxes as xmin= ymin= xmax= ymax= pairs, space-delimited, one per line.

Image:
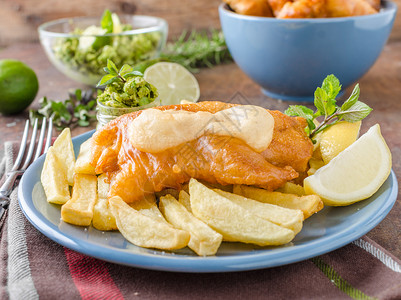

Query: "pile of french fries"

xmin=41 ymin=129 xmax=323 ymax=256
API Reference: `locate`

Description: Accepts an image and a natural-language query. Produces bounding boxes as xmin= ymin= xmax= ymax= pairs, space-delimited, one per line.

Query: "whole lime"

xmin=0 ymin=59 xmax=39 ymax=115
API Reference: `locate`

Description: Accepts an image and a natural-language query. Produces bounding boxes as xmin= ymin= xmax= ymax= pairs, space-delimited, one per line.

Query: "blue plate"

xmin=18 ymin=130 xmax=398 ymax=273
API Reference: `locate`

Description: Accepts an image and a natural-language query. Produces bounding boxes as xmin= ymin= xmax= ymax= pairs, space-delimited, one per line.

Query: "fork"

xmin=0 ymin=118 xmax=53 ymax=220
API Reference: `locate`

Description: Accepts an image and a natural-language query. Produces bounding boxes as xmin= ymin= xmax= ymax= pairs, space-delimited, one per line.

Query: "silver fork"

xmin=0 ymin=118 xmax=53 ymax=220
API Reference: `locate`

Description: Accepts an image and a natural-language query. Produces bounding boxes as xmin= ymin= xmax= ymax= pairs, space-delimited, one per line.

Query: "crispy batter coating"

xmin=224 ymin=0 xmax=274 ymax=16
xmin=325 ymin=0 xmax=378 ymax=17
xmin=227 ymin=0 xmax=379 ymax=18
xmin=90 ymin=101 xmax=313 ymax=202
xmin=277 ymin=0 xmax=327 ymax=18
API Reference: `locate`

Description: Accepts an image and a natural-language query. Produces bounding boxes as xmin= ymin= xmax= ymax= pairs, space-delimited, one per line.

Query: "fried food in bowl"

xmin=219 ymin=0 xmax=397 ymax=101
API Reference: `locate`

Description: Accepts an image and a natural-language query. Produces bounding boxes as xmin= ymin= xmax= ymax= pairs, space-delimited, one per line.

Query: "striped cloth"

xmin=1 ymin=142 xmax=401 ymax=300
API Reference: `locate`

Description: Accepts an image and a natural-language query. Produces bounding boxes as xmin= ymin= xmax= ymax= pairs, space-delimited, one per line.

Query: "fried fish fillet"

xmin=276 ymin=0 xmax=378 ymax=18
xmin=90 ymin=101 xmax=313 ymax=202
xmin=277 ymin=0 xmax=327 ymax=18
xmin=326 ymin=0 xmax=378 ymax=17
xmin=224 ymin=0 xmax=274 ymax=16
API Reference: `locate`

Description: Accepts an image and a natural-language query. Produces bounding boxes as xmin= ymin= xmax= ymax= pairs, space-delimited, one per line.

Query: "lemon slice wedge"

xmin=320 ymin=121 xmax=361 ymax=164
xmin=144 ymin=62 xmax=200 ymax=105
xmin=304 ymin=124 xmax=392 ymax=206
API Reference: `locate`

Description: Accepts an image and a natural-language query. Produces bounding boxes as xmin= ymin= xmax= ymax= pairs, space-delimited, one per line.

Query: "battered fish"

xmin=90 ymin=101 xmax=313 ymax=202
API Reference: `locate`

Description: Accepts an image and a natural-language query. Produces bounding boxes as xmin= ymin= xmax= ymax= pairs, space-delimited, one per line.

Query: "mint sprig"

xmin=97 ymin=59 xmax=143 ymax=87
xmin=285 ymin=74 xmax=372 ymax=141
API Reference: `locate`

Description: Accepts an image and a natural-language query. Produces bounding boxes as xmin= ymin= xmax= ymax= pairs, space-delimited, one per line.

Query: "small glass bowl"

xmin=96 ymin=97 xmax=161 ymax=128
xmin=38 ymin=15 xmax=168 ymax=86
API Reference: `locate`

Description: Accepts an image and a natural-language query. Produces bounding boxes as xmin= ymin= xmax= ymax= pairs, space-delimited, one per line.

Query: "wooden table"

xmin=1 ymin=42 xmax=400 ymax=259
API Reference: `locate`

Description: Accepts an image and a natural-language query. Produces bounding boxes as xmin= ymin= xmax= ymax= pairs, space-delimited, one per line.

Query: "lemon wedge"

xmin=320 ymin=121 xmax=361 ymax=164
xmin=144 ymin=62 xmax=200 ymax=105
xmin=304 ymin=124 xmax=392 ymax=206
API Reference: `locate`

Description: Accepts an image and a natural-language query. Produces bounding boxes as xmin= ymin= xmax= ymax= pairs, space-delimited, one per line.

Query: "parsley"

xmin=285 ymin=74 xmax=372 ymax=141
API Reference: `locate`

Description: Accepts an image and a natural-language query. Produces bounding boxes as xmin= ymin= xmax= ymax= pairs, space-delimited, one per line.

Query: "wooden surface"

xmin=0 ymin=41 xmax=401 ymax=259
xmin=1 ymin=0 xmax=400 ymax=46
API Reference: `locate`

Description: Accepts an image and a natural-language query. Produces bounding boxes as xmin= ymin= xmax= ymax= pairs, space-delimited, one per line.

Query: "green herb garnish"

xmin=96 ymin=59 xmax=158 ymax=108
xmin=160 ymin=29 xmax=232 ymax=72
xmin=97 ymin=59 xmax=143 ymax=86
xmin=29 ymin=89 xmax=97 ymax=130
xmin=100 ymin=9 xmax=114 ymax=33
xmin=285 ymin=74 xmax=372 ymax=141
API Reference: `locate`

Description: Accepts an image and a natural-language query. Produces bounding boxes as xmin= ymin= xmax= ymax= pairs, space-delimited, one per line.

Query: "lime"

xmin=144 ymin=62 xmax=200 ymax=105
xmin=304 ymin=124 xmax=392 ymax=206
xmin=0 ymin=59 xmax=39 ymax=115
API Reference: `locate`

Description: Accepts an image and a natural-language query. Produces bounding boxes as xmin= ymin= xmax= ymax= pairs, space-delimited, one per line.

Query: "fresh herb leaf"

xmin=107 ymin=59 xmax=119 ymax=75
xmin=160 ymin=29 xmax=232 ymax=73
xmin=337 ymin=101 xmax=373 ymax=123
xmin=97 ymin=59 xmax=144 ymax=87
xmin=321 ymin=74 xmax=341 ymax=99
xmin=101 ymin=9 xmax=113 ymax=33
xmin=98 ymin=73 xmax=118 ymax=86
xmin=29 ymin=89 xmax=97 ymax=130
xmin=285 ymin=105 xmax=316 ymax=135
xmin=119 ymin=64 xmax=133 ymax=76
xmin=341 ymin=83 xmax=360 ymax=111
xmin=284 ymin=74 xmax=372 ymax=141
xmin=314 ymin=87 xmax=336 ymax=117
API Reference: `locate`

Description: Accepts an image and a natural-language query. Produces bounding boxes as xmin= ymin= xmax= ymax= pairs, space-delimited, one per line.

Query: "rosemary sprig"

xmin=161 ymin=29 xmax=232 ymax=72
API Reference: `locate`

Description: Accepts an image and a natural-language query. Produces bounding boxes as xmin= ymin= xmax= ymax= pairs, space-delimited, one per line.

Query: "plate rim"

xmin=18 ymin=130 xmax=398 ymax=273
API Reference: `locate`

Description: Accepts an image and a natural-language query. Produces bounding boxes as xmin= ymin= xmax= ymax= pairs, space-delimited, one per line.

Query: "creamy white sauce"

xmin=128 ymin=105 xmax=274 ymax=153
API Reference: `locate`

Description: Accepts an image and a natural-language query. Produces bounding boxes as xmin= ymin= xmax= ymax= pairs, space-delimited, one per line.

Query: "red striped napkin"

xmin=1 ymin=142 xmax=400 ymax=300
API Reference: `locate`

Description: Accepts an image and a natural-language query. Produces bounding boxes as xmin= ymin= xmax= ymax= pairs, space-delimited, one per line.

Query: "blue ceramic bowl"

xmin=219 ymin=1 xmax=397 ymax=102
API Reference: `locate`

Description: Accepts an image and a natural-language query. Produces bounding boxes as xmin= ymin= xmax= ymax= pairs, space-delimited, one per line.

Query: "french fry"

xmin=189 ymin=179 xmax=295 ymax=246
xmin=41 ymin=147 xmax=70 ymax=204
xmin=97 ymin=173 xmax=109 ymax=199
xmin=198 ymin=180 xmax=233 ymax=193
xmin=159 ymin=194 xmax=223 ymax=256
xmin=233 ymin=185 xmax=323 ymax=219
xmin=52 ymin=128 xmax=75 ymax=185
xmin=129 ymin=193 xmax=169 ymax=224
xmin=178 ymin=190 xmax=192 ymax=212
xmin=214 ymin=189 xmax=303 ymax=234
xmin=155 ymin=188 xmax=180 ymax=200
xmin=74 ymin=138 xmax=96 ymax=175
xmin=307 ymin=157 xmax=325 ymax=176
xmin=92 ymin=174 xmax=117 ymax=231
xmin=61 ymin=174 xmax=97 ymax=226
xmin=275 ymin=182 xmax=305 ymax=196
xmin=109 ymin=196 xmax=190 ymax=250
